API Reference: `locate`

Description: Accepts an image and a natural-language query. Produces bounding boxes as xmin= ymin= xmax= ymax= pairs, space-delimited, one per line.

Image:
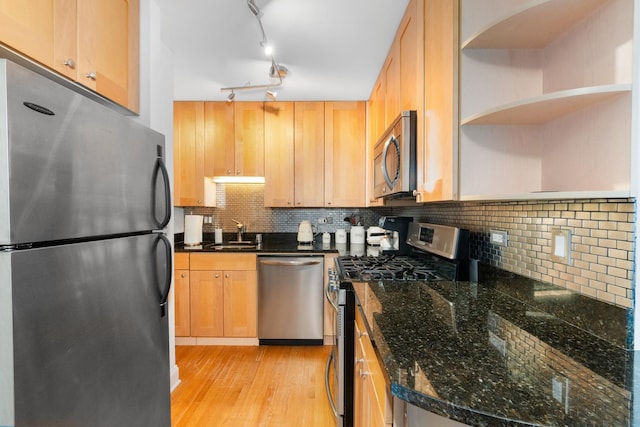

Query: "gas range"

xmin=336 ymin=254 xmax=453 ymax=282
xmin=336 ymin=222 xmax=470 ymax=283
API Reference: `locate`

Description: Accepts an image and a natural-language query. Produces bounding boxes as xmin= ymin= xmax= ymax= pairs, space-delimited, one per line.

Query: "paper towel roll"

xmin=184 ymin=215 xmax=203 ymax=246
xmin=215 ymin=228 xmax=223 ymax=244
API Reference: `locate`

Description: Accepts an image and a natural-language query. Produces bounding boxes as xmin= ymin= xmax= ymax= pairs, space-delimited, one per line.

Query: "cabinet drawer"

xmin=190 ymin=253 xmax=257 ymax=271
xmin=175 ymin=252 xmax=190 ymax=270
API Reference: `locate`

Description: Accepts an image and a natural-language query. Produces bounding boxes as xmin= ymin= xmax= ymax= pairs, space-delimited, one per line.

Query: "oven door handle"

xmin=325 ymin=285 xmax=338 ymax=313
xmin=325 ymin=348 xmax=338 ymax=418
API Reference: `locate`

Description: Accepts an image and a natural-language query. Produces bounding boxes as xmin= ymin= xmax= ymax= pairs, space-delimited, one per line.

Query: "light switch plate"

xmin=490 ymin=229 xmax=508 ymax=246
xmin=550 ymin=228 xmax=571 ymax=264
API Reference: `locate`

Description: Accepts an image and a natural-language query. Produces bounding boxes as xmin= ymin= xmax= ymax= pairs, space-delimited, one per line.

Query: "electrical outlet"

xmin=490 ymin=229 xmax=508 ymax=246
xmin=326 ymin=217 xmax=333 ymax=224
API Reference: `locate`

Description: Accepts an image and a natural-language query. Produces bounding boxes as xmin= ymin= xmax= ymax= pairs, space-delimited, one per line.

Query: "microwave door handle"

xmin=381 ymin=135 xmax=398 ymax=190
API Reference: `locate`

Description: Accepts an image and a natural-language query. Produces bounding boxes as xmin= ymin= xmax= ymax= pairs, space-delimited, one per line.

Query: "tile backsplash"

xmin=178 ymin=184 xmax=636 ymax=309
xmin=381 ymin=198 xmax=636 ymax=309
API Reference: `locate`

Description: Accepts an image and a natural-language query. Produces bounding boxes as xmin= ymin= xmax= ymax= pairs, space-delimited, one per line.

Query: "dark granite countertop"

xmin=354 ymin=266 xmax=635 ymax=426
xmin=175 ymin=232 xmax=336 ymax=254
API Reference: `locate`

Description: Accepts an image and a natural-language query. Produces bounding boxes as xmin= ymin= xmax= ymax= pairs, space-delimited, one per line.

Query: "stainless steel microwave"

xmin=373 ymin=110 xmax=417 ymax=199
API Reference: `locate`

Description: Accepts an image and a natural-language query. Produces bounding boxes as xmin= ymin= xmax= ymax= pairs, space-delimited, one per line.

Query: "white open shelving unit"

xmin=459 ymin=0 xmax=636 ymax=200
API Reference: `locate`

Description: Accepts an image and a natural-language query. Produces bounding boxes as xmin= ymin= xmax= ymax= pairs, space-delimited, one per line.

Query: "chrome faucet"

xmin=232 ymin=219 xmax=246 ymax=242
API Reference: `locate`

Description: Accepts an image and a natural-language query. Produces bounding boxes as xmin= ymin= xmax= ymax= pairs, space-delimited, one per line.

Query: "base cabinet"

xmin=178 ymin=253 xmax=257 ymax=339
xmin=354 ymin=309 xmax=392 ymax=427
xmin=174 ymin=253 xmax=191 ymax=337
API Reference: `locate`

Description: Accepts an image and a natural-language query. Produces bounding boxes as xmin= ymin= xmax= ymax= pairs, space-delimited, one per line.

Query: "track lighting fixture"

xmin=220 ymin=0 xmax=288 ymax=100
xmin=266 ymin=90 xmax=277 ymax=101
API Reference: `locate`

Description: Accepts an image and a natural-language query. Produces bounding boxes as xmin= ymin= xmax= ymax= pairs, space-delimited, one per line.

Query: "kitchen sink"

xmin=206 ymin=242 xmax=257 ymax=250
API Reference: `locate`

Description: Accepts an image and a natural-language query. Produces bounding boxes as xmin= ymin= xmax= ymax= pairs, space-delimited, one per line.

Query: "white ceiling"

xmin=160 ymin=0 xmax=410 ymax=102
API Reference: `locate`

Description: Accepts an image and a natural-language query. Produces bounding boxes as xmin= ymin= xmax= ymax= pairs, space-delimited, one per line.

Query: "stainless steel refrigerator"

xmin=0 ymin=59 xmax=172 ymax=427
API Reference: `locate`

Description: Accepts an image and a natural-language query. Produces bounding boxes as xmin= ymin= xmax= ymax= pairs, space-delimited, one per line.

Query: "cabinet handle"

xmin=360 ymin=369 xmax=370 ymax=379
xmin=63 ymin=58 xmax=75 ymax=69
xmin=226 ymin=169 xmax=232 ymax=174
xmin=355 ymin=358 xmax=364 ymax=365
xmin=180 ymin=273 xmax=186 ymax=278
xmin=225 ymin=273 xmax=230 ymax=279
xmin=236 ymin=170 xmax=241 ymax=175
xmin=359 ymin=331 xmax=368 ymax=338
xmin=327 ymin=202 xmax=332 ymax=205
xmin=215 ymin=274 xmax=220 ymax=278
xmin=197 ymin=200 xmax=202 ymax=204
xmin=85 ymin=72 xmax=97 ymax=81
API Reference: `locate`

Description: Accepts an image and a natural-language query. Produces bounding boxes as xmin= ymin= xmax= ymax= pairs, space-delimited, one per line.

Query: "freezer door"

xmin=0 ymin=59 xmax=171 ymax=245
xmin=0 ymin=234 xmax=171 ymax=427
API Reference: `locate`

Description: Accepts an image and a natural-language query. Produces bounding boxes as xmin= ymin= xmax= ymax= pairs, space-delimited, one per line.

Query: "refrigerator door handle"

xmin=157 ymin=233 xmax=173 ymax=317
xmin=154 ymin=154 xmax=172 ymax=230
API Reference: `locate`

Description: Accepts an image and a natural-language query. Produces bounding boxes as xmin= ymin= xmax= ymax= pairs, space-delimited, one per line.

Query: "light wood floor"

xmin=171 ymin=345 xmax=336 ymax=427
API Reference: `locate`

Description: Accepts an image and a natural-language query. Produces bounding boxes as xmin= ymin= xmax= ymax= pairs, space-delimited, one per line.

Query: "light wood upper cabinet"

xmin=414 ymin=0 xmax=458 ymax=203
xmin=77 ymin=0 xmax=138 ymax=111
xmin=173 ymin=101 xmax=205 ymax=207
xmin=0 ymin=0 xmax=139 ymax=112
xmin=325 ymin=101 xmax=367 ymax=207
xmin=294 ymin=101 xmax=325 ymax=207
xmin=264 ymin=101 xmax=295 ymax=207
xmin=383 ymin=50 xmax=399 ymax=127
xmin=459 ymin=0 xmax=633 ymax=200
xmin=234 ymin=102 xmax=265 ymax=177
xmin=204 ymin=102 xmax=235 ymax=176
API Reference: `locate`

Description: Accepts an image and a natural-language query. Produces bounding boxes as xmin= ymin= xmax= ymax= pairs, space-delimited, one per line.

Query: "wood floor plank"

xmin=171 ymin=345 xmax=336 ymax=427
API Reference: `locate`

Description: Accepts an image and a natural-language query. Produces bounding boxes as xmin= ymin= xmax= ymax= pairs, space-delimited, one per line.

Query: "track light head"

xmin=269 ymin=63 xmax=288 ymax=79
xmin=247 ymin=0 xmax=262 ymax=18
xmin=266 ymin=90 xmax=277 ymax=101
xmin=226 ymin=92 xmax=236 ymax=103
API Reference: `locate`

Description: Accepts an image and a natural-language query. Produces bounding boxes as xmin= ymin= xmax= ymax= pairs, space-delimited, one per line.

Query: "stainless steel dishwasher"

xmin=258 ymin=255 xmax=324 ymax=345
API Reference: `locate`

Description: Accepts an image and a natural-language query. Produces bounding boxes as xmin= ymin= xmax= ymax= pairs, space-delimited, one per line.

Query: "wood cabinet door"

xmin=324 ymin=101 xmax=366 ymax=207
xmin=264 ymin=101 xmax=295 ymax=207
xmin=204 ymin=102 xmax=235 ymax=176
xmin=399 ymin=0 xmax=423 ymax=112
xmin=234 ymin=102 xmax=264 ymax=176
xmin=0 ymin=0 xmax=56 ymax=69
xmin=419 ymin=0 xmax=458 ymax=202
xmin=367 ymin=79 xmax=385 ymax=207
xmin=354 ymin=321 xmax=368 ymax=427
xmin=77 ymin=0 xmax=139 ymax=111
xmin=190 ymin=270 xmax=224 ymax=337
xmin=174 ymin=269 xmax=190 ymax=337
xmin=294 ymin=101 xmax=325 ymax=207
xmin=223 ymin=270 xmax=257 ymax=337
xmin=383 ymin=46 xmax=400 ymax=126
xmin=173 ymin=101 xmax=205 ymax=206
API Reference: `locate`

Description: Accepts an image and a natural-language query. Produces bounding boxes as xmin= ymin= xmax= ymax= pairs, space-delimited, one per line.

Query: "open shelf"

xmin=461 ymin=84 xmax=631 ymax=125
xmin=461 ymin=0 xmax=610 ymax=49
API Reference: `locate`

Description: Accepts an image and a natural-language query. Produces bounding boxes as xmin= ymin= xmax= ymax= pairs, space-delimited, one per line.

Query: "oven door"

xmin=324 ymin=283 xmax=355 ymax=427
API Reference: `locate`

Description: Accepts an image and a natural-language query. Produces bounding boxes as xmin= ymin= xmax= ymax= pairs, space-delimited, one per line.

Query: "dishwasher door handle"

xmin=258 ymin=259 xmax=322 ymax=267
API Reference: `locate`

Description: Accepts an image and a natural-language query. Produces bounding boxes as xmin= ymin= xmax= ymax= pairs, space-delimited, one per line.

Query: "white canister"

xmin=214 ymin=228 xmax=223 ymax=244
xmin=322 ymin=232 xmax=331 ymax=244
xmin=335 ymin=229 xmax=347 ymax=244
xmin=350 ymin=226 xmax=365 ymax=244
xmin=184 ymin=215 xmax=203 ymax=246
